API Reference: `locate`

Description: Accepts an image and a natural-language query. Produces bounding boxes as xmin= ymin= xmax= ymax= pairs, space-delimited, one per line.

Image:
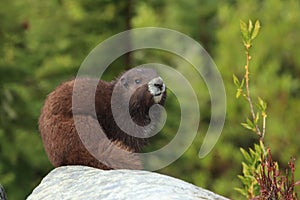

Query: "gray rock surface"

xmin=0 ymin=184 xmax=7 ymax=200
xmin=27 ymin=166 xmax=229 ymax=200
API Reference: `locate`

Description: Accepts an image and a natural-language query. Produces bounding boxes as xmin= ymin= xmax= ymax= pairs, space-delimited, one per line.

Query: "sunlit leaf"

xmin=240 ymin=78 xmax=245 ymax=88
xmin=255 ymin=112 xmax=259 ymax=124
xmin=235 ymin=187 xmax=248 ymax=197
xmin=233 ymin=74 xmax=240 ymax=87
xmin=240 ymin=20 xmax=249 ymax=43
xmin=258 ymin=97 xmax=267 ymax=111
xmin=247 ymin=118 xmax=254 ymax=127
xmin=241 ymin=122 xmax=253 ymax=130
xmin=248 ymin=19 xmax=253 ymax=33
xmin=251 ymin=20 xmax=261 ymax=40
xmin=236 ymin=88 xmax=242 ymax=98
xmin=241 ymin=148 xmax=252 ymax=163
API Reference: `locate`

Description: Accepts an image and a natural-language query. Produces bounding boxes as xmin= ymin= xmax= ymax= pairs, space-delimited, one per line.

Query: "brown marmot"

xmin=39 ymin=68 xmax=166 ymax=170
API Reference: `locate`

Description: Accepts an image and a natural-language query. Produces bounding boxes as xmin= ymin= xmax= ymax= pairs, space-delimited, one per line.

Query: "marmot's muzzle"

xmin=148 ymin=77 xmax=165 ymax=103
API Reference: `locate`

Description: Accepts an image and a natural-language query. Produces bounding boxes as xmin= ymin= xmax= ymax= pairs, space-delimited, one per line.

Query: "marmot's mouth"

xmin=154 ymin=92 xmax=162 ymax=96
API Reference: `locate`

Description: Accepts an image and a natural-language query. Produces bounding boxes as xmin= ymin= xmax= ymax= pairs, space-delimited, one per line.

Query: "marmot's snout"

xmin=148 ymin=77 xmax=166 ymax=103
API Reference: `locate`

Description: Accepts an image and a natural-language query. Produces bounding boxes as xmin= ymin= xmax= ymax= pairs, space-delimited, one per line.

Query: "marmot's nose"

xmin=154 ymin=83 xmax=163 ymax=90
xmin=153 ymin=77 xmax=164 ymax=90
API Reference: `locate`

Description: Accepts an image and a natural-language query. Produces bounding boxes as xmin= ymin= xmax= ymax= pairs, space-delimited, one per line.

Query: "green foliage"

xmin=234 ymin=19 xmax=266 ymax=140
xmin=214 ymin=1 xmax=300 ymax=198
xmin=236 ymin=142 xmax=265 ymax=198
xmin=1 ymin=1 xmax=300 ymax=199
xmin=240 ymin=20 xmax=261 ymax=49
xmin=238 ymin=142 xmax=300 ymax=199
xmin=0 ymin=1 xmax=133 ymax=199
xmin=235 ymin=19 xmax=300 ymax=199
xmin=233 ymin=74 xmax=244 ymax=98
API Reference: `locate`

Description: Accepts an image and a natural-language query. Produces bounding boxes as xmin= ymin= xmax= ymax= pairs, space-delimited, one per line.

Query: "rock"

xmin=0 ymin=184 xmax=7 ymax=200
xmin=27 ymin=166 xmax=229 ymax=200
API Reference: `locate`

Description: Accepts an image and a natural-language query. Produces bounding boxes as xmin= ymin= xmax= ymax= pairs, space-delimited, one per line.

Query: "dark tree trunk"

xmin=124 ymin=0 xmax=132 ymax=70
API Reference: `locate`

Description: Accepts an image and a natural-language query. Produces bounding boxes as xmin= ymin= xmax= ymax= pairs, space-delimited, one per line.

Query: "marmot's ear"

xmin=120 ymin=77 xmax=129 ymax=88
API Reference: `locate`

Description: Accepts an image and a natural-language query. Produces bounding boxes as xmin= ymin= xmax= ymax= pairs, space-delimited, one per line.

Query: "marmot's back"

xmin=39 ymin=79 xmax=113 ymax=169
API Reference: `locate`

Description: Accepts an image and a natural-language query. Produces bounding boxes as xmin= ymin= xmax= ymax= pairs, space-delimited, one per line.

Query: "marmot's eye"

xmin=135 ymin=79 xmax=141 ymax=84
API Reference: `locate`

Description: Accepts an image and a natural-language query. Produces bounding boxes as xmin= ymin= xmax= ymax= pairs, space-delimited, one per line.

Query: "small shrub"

xmin=234 ymin=20 xmax=300 ymax=200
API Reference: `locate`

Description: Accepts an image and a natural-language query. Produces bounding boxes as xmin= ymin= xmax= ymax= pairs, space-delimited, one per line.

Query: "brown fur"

xmin=39 ymin=68 xmax=166 ymax=170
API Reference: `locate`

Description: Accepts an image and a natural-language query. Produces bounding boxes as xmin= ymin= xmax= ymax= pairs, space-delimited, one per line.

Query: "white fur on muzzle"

xmin=148 ymin=77 xmax=165 ymax=103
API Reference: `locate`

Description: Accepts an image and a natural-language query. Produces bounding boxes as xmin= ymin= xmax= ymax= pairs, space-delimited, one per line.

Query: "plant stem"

xmin=262 ymin=112 xmax=266 ymax=140
xmin=244 ymin=49 xmax=263 ymax=140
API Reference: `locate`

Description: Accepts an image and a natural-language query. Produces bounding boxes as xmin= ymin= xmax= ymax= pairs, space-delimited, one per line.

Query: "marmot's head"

xmin=111 ymin=67 xmax=166 ymax=131
xmin=117 ymin=67 xmax=166 ymax=106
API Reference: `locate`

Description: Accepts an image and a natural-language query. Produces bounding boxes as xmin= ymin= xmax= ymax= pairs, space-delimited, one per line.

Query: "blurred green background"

xmin=1 ymin=0 xmax=300 ymax=199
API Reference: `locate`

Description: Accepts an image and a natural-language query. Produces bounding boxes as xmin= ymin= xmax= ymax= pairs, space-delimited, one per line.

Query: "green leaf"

xmin=233 ymin=74 xmax=240 ymax=87
xmin=246 ymin=118 xmax=254 ymax=127
xmin=242 ymin=162 xmax=250 ymax=176
xmin=255 ymin=112 xmax=259 ymax=124
xmin=240 ymin=78 xmax=245 ymax=88
xmin=251 ymin=20 xmax=261 ymax=40
xmin=240 ymin=148 xmax=252 ymax=163
xmin=241 ymin=122 xmax=253 ymax=130
xmin=239 ymin=176 xmax=252 ymax=187
xmin=237 ymin=175 xmax=246 ymax=183
xmin=258 ymin=97 xmax=267 ymax=111
xmin=248 ymin=19 xmax=253 ymax=33
xmin=254 ymin=142 xmax=262 ymax=153
xmin=234 ymin=187 xmax=248 ymax=197
xmin=254 ymin=141 xmax=266 ymax=159
xmin=249 ymin=147 xmax=260 ymax=162
xmin=241 ymin=118 xmax=255 ymax=131
xmin=236 ymin=88 xmax=242 ymax=98
xmin=233 ymin=75 xmax=244 ymax=98
xmin=240 ymin=20 xmax=249 ymax=43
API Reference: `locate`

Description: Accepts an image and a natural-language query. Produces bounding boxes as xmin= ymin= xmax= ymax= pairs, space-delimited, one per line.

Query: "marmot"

xmin=39 ymin=68 xmax=166 ymax=170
